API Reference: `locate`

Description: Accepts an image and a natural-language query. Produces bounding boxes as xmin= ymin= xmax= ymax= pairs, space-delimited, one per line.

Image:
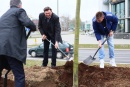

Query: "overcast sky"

xmin=0 ymin=0 xmax=104 ymax=21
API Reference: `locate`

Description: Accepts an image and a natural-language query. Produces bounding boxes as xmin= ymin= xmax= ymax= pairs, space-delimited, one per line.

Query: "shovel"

xmin=45 ymin=38 xmax=72 ymax=61
xmin=3 ymin=69 xmax=11 ymax=87
xmin=83 ymin=36 xmax=109 ymax=65
xmin=26 ymin=29 xmax=31 ymax=39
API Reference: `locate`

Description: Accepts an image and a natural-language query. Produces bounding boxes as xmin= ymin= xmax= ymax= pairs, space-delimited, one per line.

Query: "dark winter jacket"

xmin=92 ymin=11 xmax=118 ymax=40
xmin=38 ymin=13 xmax=62 ymax=43
xmin=0 ymin=6 xmax=36 ymax=63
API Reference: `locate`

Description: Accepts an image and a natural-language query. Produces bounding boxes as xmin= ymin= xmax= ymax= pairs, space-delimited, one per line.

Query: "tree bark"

xmin=73 ymin=0 xmax=81 ymax=87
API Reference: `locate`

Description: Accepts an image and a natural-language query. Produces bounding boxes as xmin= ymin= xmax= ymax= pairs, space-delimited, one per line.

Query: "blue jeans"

xmin=0 ymin=55 xmax=25 ymax=87
xmin=98 ymin=35 xmax=114 ymax=59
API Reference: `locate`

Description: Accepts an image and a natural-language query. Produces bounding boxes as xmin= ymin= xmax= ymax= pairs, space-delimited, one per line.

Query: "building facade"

xmin=109 ymin=0 xmax=130 ymax=39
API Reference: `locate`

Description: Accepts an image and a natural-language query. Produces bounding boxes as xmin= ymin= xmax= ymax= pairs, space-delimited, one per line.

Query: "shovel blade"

xmin=83 ymin=55 xmax=96 ymax=65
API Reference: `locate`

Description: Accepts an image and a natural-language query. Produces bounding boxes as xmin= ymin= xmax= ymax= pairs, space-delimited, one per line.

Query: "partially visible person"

xmin=0 ymin=0 xmax=36 ymax=86
xmin=38 ymin=7 xmax=62 ymax=68
xmin=92 ymin=11 xmax=118 ymax=68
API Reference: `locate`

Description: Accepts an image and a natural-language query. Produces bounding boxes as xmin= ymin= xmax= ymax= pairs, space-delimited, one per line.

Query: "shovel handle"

xmin=4 ymin=69 xmax=11 ymax=87
xmin=93 ymin=36 xmax=109 ymax=58
xmin=26 ymin=30 xmax=31 ymax=39
xmin=45 ymin=38 xmax=70 ymax=59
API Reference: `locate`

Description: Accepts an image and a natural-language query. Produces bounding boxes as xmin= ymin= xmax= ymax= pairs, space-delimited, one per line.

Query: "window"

xmin=128 ymin=19 xmax=130 ymax=32
xmin=111 ymin=5 xmax=116 ymax=15
xmin=86 ymin=24 xmax=90 ymax=30
xmin=117 ymin=20 xmax=125 ymax=33
xmin=120 ymin=2 xmax=125 ymax=18
xmin=129 ymin=0 xmax=130 ymax=17
xmin=40 ymin=44 xmax=43 ymax=48
xmin=111 ymin=2 xmax=125 ymax=33
xmin=112 ymin=2 xmax=125 ymax=18
xmin=117 ymin=4 xmax=121 ymax=17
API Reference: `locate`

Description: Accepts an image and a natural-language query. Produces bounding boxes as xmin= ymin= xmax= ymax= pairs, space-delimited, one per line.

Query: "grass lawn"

xmin=78 ymin=44 xmax=130 ymax=49
xmin=25 ymin=59 xmax=130 ymax=68
xmin=25 ymin=59 xmax=66 ymax=67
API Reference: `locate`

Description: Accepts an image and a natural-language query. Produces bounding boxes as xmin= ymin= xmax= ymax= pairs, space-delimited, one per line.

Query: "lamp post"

xmin=57 ymin=0 xmax=59 ymax=16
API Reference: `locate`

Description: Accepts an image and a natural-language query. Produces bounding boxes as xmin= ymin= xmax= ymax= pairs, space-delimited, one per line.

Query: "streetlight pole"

xmin=57 ymin=0 xmax=59 ymax=16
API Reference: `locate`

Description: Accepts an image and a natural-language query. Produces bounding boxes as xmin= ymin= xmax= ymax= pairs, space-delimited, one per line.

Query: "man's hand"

xmin=98 ymin=40 xmax=102 ymax=48
xmin=109 ymin=30 xmax=113 ymax=37
xmin=55 ymin=41 xmax=59 ymax=49
xmin=42 ymin=34 xmax=47 ymax=40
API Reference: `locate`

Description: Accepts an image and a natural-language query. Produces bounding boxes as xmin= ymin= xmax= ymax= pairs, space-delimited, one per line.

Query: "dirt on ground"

xmin=1 ymin=61 xmax=130 ymax=87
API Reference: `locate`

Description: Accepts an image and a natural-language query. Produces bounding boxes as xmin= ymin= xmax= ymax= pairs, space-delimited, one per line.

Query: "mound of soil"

xmin=1 ymin=61 xmax=130 ymax=87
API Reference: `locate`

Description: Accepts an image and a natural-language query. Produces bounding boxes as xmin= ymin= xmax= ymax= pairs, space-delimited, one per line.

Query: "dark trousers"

xmin=0 ymin=55 xmax=25 ymax=87
xmin=43 ymin=38 xmax=57 ymax=66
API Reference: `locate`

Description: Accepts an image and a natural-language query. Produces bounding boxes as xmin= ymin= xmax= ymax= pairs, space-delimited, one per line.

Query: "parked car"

xmin=28 ymin=41 xmax=74 ymax=59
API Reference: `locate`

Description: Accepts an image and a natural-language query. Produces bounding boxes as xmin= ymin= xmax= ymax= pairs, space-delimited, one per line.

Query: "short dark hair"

xmin=43 ymin=7 xmax=52 ymax=12
xmin=10 ymin=0 xmax=22 ymax=7
xmin=96 ymin=11 xmax=104 ymax=19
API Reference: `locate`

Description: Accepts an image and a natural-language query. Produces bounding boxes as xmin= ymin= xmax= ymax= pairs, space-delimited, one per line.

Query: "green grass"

xmin=78 ymin=44 xmax=130 ymax=49
xmin=25 ymin=60 xmax=130 ymax=68
xmin=24 ymin=59 xmax=66 ymax=67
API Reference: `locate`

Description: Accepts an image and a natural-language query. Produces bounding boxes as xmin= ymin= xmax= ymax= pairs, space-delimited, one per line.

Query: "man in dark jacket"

xmin=38 ymin=7 xmax=62 ymax=68
xmin=0 ymin=0 xmax=36 ymax=86
xmin=92 ymin=11 xmax=118 ymax=68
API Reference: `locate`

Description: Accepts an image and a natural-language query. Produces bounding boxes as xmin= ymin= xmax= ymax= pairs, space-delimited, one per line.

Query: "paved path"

xmin=27 ymin=49 xmax=130 ymax=64
xmin=27 ymin=34 xmax=130 ymax=45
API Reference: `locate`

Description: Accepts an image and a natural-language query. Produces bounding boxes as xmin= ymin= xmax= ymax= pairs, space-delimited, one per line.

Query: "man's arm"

xmin=92 ymin=21 xmax=102 ymax=48
xmin=17 ymin=8 xmax=36 ymax=31
xmin=92 ymin=21 xmax=101 ymax=41
xmin=38 ymin=13 xmax=45 ymax=35
xmin=110 ymin=15 xmax=118 ymax=32
xmin=54 ymin=17 xmax=61 ymax=42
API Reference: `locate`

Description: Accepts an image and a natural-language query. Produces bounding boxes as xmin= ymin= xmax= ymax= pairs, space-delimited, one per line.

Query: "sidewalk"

xmin=27 ymin=34 xmax=130 ymax=45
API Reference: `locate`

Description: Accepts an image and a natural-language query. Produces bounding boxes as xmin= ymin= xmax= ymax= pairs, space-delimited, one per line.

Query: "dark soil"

xmin=1 ymin=61 xmax=130 ymax=87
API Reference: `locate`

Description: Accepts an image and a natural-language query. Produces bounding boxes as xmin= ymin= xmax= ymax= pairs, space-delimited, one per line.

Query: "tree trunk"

xmin=73 ymin=0 xmax=81 ymax=87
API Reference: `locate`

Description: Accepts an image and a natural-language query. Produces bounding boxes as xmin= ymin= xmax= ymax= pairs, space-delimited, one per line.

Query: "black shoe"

xmin=51 ymin=65 xmax=56 ymax=69
xmin=41 ymin=65 xmax=47 ymax=67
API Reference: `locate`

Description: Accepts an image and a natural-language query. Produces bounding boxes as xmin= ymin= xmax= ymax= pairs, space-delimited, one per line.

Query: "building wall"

xmin=109 ymin=0 xmax=130 ymax=39
xmin=84 ymin=21 xmax=92 ymax=31
xmin=109 ymin=0 xmax=130 ymax=33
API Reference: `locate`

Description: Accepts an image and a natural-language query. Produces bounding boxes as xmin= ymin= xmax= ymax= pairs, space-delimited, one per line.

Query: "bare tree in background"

xmin=60 ymin=16 xmax=70 ymax=31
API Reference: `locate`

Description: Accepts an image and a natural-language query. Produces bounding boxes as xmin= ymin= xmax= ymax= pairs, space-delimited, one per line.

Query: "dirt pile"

xmin=58 ymin=61 xmax=130 ymax=87
xmin=1 ymin=61 xmax=130 ymax=87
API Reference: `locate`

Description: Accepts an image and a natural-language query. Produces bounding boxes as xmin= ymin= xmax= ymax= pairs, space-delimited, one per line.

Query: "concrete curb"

xmin=78 ymin=48 xmax=130 ymax=50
